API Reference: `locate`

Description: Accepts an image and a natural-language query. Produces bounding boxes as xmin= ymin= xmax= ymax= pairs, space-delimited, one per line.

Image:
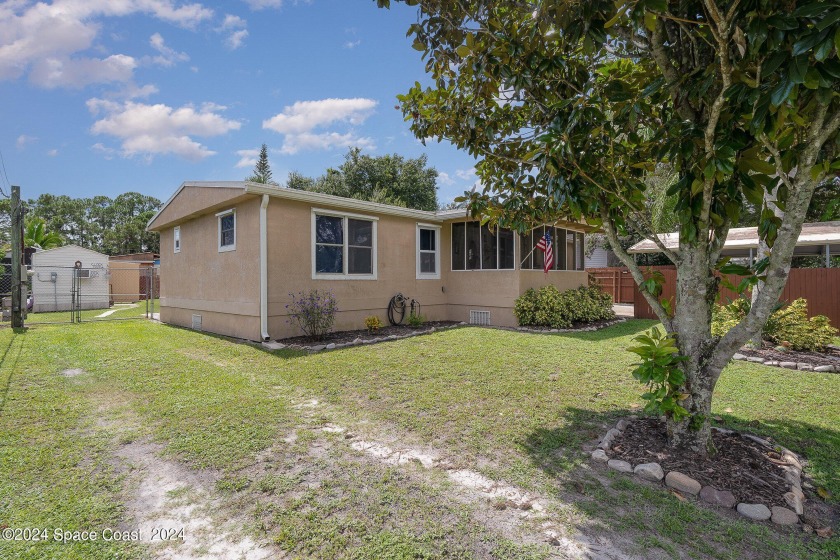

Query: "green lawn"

xmin=0 ymin=320 xmax=837 ymax=559
xmin=25 ymin=299 xmax=158 ymax=323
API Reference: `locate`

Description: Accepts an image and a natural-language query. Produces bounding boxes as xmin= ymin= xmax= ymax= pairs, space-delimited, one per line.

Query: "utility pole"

xmin=10 ymin=185 xmax=22 ymax=328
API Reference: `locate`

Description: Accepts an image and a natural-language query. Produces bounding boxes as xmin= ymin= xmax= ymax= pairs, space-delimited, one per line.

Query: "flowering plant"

xmin=286 ymin=290 xmax=338 ymax=340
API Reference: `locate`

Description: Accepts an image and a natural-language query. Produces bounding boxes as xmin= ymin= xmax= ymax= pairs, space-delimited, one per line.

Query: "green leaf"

xmin=770 ymin=80 xmax=795 ymax=106
xmin=792 ymin=28 xmax=831 ymax=56
xmin=789 ymin=55 xmax=808 ymax=84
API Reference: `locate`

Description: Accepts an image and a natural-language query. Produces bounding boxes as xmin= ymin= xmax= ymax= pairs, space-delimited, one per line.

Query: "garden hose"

xmin=387 ymin=293 xmax=408 ymax=325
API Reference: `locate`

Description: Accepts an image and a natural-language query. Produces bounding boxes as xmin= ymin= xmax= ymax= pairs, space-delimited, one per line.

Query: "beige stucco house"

xmin=146 ymin=181 xmax=593 ymax=341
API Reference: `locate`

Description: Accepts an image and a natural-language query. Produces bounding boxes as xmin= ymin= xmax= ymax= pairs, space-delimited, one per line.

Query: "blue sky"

xmin=0 ymin=0 xmax=478 ymax=204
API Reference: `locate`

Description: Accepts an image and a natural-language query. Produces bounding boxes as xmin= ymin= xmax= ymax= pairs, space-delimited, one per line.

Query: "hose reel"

xmin=387 ymin=292 xmax=421 ymax=325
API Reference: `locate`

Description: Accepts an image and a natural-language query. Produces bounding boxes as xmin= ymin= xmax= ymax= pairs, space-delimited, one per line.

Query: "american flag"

xmin=536 ymin=231 xmax=554 ymax=273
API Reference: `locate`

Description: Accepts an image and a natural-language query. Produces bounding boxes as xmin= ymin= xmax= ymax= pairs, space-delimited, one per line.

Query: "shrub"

xmin=286 ymin=290 xmax=337 ymax=340
xmin=514 ymin=285 xmax=615 ymax=329
xmin=407 ymin=312 xmax=424 ymax=327
xmin=712 ymin=297 xmax=838 ymax=351
xmin=364 ymin=315 xmax=383 ymax=334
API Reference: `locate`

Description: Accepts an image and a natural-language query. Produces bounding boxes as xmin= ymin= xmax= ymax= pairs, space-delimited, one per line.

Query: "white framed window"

xmin=173 ymin=226 xmax=181 ymax=253
xmin=416 ymin=223 xmax=441 ymax=279
xmin=217 ymin=209 xmax=235 ymax=252
xmin=311 ymin=209 xmax=377 ymax=279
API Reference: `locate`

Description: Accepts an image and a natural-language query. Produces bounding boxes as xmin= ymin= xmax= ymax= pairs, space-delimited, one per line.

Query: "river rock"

xmin=779 ymin=362 xmax=798 ymax=369
xmin=591 ymin=449 xmax=609 ymax=463
xmin=771 ymin=506 xmax=799 ymax=525
xmin=665 ymin=471 xmax=701 ymax=496
xmin=634 ymin=462 xmax=664 ymax=482
xmin=699 ymin=486 xmax=737 ymax=508
xmin=814 ymin=365 xmax=835 ymax=372
xmin=736 ymin=503 xmax=771 ymax=521
xmin=607 ymin=459 xmax=633 ymax=473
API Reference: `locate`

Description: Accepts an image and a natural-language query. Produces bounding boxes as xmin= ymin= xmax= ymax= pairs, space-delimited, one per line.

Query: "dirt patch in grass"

xmin=113 ymin=440 xmax=277 ymax=560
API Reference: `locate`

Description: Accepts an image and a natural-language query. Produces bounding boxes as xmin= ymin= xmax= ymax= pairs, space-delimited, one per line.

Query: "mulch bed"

xmin=609 ymin=417 xmax=790 ymax=507
xmin=738 ymin=343 xmax=840 ymax=368
xmin=278 ymin=321 xmax=460 ymax=345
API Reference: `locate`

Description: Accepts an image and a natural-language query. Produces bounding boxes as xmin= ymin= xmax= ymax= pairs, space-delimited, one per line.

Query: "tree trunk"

xmin=750 ymin=182 xmax=788 ymax=347
xmin=665 ymin=248 xmax=720 ymax=455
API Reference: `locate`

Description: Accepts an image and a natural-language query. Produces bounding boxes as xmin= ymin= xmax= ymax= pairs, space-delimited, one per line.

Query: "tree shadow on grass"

xmin=0 ymin=332 xmax=23 ymax=417
xmin=520 ymin=407 xmax=839 ymax=560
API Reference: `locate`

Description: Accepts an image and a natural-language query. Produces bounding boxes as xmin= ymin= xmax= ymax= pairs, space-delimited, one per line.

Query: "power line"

xmin=0 ymin=148 xmax=11 ymax=198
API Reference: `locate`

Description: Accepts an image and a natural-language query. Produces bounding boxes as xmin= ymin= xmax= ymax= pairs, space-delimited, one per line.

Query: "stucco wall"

xmin=157 ymin=191 xmax=591 ymax=340
xmin=265 ymin=198 xmax=447 ymax=339
xmin=159 ymin=195 xmax=261 ymax=339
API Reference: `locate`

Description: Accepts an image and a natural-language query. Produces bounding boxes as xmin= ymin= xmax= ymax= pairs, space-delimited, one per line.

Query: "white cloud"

xmin=147 ymin=33 xmax=189 ymax=67
xmin=344 ymin=40 xmax=361 ymax=49
xmin=243 ymin=0 xmax=283 ymax=9
xmin=456 ymin=167 xmax=477 ymax=181
xmin=225 ymin=29 xmax=249 ymax=49
xmin=280 ymin=132 xmax=375 ymax=155
xmin=47 ymin=149 xmax=59 ymax=157
xmin=16 ymin=134 xmax=36 ymax=149
xmin=217 ymin=14 xmax=248 ymax=49
xmin=437 ymin=172 xmax=454 ymax=186
xmin=235 ymin=148 xmax=259 ymax=168
xmin=263 ymin=98 xmax=378 ymax=155
xmin=0 ymin=0 xmax=213 ymax=88
xmin=87 ymin=98 xmax=241 ymax=161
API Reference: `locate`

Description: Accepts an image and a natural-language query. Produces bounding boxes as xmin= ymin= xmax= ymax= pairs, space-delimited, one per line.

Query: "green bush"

xmin=514 ymin=285 xmax=615 ymax=329
xmin=712 ymin=297 xmax=838 ymax=351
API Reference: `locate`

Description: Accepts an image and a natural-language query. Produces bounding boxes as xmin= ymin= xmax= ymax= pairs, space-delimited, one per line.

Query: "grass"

xmin=25 ymin=299 xmax=159 ymax=323
xmin=0 ymin=319 xmax=837 ymax=559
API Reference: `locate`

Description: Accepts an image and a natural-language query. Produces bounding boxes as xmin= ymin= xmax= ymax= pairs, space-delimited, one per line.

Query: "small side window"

xmin=217 ymin=210 xmax=236 ymax=252
xmin=174 ymin=226 xmax=181 ymax=253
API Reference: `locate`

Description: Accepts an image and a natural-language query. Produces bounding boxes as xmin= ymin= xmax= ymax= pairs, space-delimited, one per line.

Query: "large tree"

xmin=27 ymin=192 xmax=161 ymax=254
xmin=378 ymin=0 xmax=840 ymax=454
xmin=289 ymin=147 xmax=440 ymax=211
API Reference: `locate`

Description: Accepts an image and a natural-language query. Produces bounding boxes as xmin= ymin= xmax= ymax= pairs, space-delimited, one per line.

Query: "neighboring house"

xmin=31 ymin=245 xmax=110 ymax=312
xmin=146 ymin=181 xmax=593 ymax=341
xmin=585 ymin=245 xmax=610 ymax=268
xmin=109 ymin=252 xmax=160 ymax=303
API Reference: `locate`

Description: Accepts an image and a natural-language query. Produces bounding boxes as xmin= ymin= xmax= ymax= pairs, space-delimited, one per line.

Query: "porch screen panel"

xmin=452 ymin=223 xmax=466 ymax=270
xmin=566 ymin=230 xmax=575 ymax=271
xmin=519 ymin=229 xmax=532 ymax=269
xmin=466 ymin=221 xmax=481 ymax=270
xmin=481 ymin=225 xmax=497 ymax=269
xmin=498 ymin=228 xmax=515 ymax=269
xmin=555 ymin=228 xmax=567 ymax=270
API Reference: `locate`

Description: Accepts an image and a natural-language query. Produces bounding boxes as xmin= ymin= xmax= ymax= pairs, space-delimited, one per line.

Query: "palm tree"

xmin=24 ymin=217 xmax=63 ymax=250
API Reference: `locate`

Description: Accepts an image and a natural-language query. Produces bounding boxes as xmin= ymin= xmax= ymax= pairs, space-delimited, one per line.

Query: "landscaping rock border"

xmin=589 ymin=417 xmax=809 ymax=528
xmin=262 ymin=317 xmax=628 ymax=352
xmin=731 ymin=350 xmax=839 ymax=373
xmin=263 ymin=323 xmax=465 ymax=352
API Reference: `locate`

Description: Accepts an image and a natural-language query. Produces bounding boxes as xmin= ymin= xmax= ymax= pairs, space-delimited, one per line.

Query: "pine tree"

xmin=246 ymin=144 xmax=277 ymax=185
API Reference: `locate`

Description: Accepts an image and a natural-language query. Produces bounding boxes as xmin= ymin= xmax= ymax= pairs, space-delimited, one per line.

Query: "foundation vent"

xmin=469 ymin=310 xmax=491 ymax=326
xmin=191 ymin=314 xmax=202 ymax=331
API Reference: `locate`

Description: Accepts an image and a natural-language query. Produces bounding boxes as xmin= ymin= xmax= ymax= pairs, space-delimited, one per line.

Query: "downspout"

xmin=259 ymin=194 xmax=270 ymax=341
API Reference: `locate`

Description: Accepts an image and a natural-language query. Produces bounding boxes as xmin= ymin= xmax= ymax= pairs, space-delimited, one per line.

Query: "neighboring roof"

xmin=30 ymin=243 xmax=108 ymax=257
xmin=146 ymin=180 xmax=598 ymax=232
xmin=109 ymin=252 xmax=160 ymax=261
xmin=628 ymin=221 xmax=840 ymax=257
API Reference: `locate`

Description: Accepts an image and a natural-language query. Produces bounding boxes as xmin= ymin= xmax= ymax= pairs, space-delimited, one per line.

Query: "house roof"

xmin=628 ymin=221 xmax=840 ymax=257
xmin=30 ymin=243 xmax=108 ymax=257
xmin=146 ymin=181 xmax=598 ymax=232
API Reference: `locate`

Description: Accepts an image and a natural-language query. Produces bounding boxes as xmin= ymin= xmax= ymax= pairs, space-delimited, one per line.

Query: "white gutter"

xmin=259 ymin=194 xmax=270 ymax=341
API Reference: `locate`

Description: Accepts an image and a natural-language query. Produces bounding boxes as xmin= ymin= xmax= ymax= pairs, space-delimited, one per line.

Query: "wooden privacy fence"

xmin=633 ymin=266 xmax=840 ymax=327
xmin=587 ymin=267 xmax=636 ymax=303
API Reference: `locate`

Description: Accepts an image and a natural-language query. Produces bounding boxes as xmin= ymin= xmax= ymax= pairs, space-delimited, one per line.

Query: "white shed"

xmin=31 ymin=245 xmax=110 ymax=312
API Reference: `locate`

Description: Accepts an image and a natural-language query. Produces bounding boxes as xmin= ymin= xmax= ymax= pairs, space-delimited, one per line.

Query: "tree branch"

xmin=600 ymin=202 xmax=674 ymax=331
